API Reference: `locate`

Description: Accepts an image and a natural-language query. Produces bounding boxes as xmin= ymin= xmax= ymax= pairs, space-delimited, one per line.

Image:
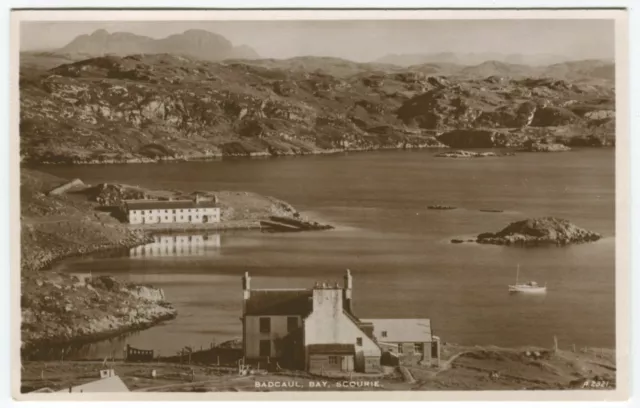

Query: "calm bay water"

xmin=37 ymin=148 xmax=615 ymax=359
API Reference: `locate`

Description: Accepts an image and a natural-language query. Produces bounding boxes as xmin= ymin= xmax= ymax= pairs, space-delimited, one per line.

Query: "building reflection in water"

xmin=129 ymin=234 xmax=221 ymax=258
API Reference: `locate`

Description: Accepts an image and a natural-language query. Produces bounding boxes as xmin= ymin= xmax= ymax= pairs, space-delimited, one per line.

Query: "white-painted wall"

xmin=303 ymin=289 xmax=380 ymax=371
xmin=244 ymin=315 xmax=302 ymax=358
xmin=128 ymin=207 xmax=220 ymax=225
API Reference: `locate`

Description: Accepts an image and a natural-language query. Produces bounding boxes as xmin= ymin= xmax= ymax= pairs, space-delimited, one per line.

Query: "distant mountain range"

xmin=375 ymin=52 xmax=613 ymax=67
xmin=56 ymin=29 xmax=260 ymax=61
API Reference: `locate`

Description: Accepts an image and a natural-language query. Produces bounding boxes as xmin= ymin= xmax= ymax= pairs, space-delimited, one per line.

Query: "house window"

xmin=172 ymin=210 xmax=176 ymax=214
xmin=329 ymin=356 xmax=340 ymax=365
xmin=259 ymin=317 xmax=271 ymax=333
xmin=287 ymin=317 xmax=298 ymax=332
xmin=356 ymin=337 xmax=362 ymax=346
xmin=381 ymin=331 xmax=388 ymax=338
xmin=259 ymin=340 xmax=271 ymax=357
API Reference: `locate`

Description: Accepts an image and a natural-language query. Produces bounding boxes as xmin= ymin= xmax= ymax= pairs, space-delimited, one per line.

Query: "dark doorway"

xmin=259 ymin=340 xmax=271 ymax=357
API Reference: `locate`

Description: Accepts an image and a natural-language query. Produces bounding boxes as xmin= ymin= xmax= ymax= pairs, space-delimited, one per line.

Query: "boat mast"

xmin=516 ymin=264 xmax=519 ymax=285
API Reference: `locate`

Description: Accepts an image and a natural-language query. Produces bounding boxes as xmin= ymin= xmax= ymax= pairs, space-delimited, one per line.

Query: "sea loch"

xmin=40 ymin=148 xmax=615 ymax=358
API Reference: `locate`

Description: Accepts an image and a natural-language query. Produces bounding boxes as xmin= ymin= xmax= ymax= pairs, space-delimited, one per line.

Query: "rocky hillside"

xmin=19 ymin=53 xmax=615 ymax=164
xmin=58 ymin=29 xmax=259 ymax=62
xmin=21 ymin=272 xmax=176 ymax=353
xmin=21 ymin=169 xmax=149 ymax=271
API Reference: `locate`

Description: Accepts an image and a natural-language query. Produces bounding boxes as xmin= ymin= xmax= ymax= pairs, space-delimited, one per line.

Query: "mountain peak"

xmin=58 ymin=29 xmax=259 ymax=61
xmin=90 ymin=29 xmax=110 ymax=37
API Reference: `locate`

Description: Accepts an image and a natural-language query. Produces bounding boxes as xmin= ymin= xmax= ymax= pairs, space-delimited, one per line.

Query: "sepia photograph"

xmin=11 ymin=8 xmax=629 ymax=401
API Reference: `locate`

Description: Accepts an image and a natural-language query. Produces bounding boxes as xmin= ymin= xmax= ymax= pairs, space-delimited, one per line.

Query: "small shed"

xmin=361 ymin=319 xmax=439 ymax=366
xmin=308 ymin=344 xmax=355 ymax=374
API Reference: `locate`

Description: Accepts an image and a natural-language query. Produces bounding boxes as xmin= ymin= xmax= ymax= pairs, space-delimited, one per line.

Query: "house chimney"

xmin=242 ymin=271 xmax=251 ymax=300
xmin=311 ymin=281 xmax=343 ymax=315
xmin=343 ymin=269 xmax=353 ymax=313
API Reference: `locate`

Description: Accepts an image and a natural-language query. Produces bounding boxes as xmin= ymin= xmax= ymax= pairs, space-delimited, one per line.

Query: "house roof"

xmin=245 ymin=290 xmax=313 ymax=316
xmin=308 ymin=344 xmax=356 ymax=355
xmin=55 ymin=375 xmax=129 ymax=393
xmin=360 ymin=319 xmax=432 ymax=343
xmin=124 ymin=199 xmax=218 ymax=210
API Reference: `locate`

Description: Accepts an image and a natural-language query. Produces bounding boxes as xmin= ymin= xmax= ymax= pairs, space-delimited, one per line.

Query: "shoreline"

xmin=21 ymin=272 xmax=178 ymax=358
xmin=23 ymin=145 xmax=614 ymax=167
xmin=21 ymin=312 xmax=177 ymax=360
xmin=22 ymin=145 xmax=450 ymax=166
xmin=129 ymin=220 xmax=262 ymax=233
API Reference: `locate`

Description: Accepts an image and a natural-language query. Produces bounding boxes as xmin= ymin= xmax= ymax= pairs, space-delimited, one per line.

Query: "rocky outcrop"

xmin=21 ymin=272 xmax=177 ymax=354
xmin=524 ymin=143 xmax=571 ymax=152
xmin=434 ymin=150 xmax=515 ymax=158
xmin=436 ymin=130 xmax=524 ymax=149
xmin=476 ymin=217 xmax=602 ymax=246
xmin=88 ymin=183 xmax=149 ymax=206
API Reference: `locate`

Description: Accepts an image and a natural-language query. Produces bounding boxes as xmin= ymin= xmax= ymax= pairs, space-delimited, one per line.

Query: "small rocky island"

xmin=435 ymin=150 xmax=515 ymax=158
xmin=476 ymin=217 xmax=602 ymax=246
xmin=428 ymin=204 xmax=457 ymax=210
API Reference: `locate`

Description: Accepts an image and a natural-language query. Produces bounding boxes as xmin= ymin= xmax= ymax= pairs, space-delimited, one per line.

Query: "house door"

xmin=259 ymin=340 xmax=271 ymax=357
xmin=340 ymin=356 xmax=353 ymax=372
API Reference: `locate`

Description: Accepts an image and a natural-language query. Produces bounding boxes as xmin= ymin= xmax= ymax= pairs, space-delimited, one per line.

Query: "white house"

xmin=240 ymin=270 xmax=438 ymax=374
xmin=124 ymin=195 xmax=220 ymax=225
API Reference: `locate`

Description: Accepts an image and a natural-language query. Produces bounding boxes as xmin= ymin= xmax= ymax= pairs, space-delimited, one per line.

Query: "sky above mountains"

xmin=20 ymin=19 xmax=615 ymax=63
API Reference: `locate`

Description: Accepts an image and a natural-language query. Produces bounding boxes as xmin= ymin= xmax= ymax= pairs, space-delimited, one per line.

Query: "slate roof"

xmin=308 ymin=344 xmax=356 ymax=354
xmin=245 ymin=289 xmax=313 ymax=316
xmin=124 ymin=199 xmax=218 ymax=210
xmin=360 ymin=319 xmax=432 ymax=343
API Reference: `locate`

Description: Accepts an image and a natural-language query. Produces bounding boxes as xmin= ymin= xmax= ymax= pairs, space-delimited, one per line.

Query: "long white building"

xmin=124 ymin=196 xmax=220 ymax=225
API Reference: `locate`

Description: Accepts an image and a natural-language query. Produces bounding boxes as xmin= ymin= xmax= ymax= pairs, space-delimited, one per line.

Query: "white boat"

xmin=508 ymin=264 xmax=547 ymax=294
